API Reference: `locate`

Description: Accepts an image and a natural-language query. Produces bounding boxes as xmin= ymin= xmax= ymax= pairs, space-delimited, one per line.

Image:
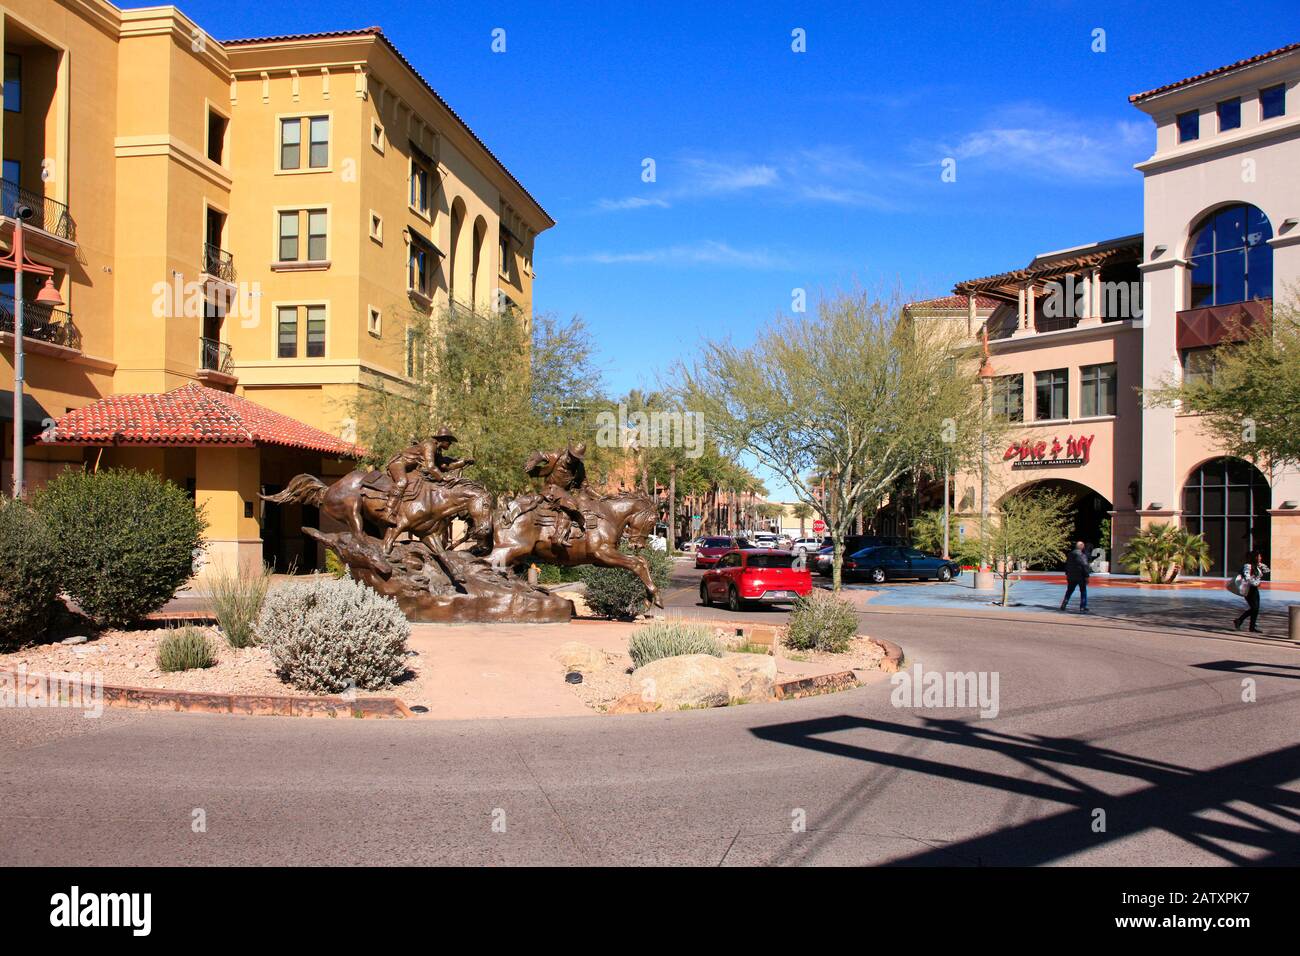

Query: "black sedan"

xmin=840 ymin=546 xmax=961 ymax=584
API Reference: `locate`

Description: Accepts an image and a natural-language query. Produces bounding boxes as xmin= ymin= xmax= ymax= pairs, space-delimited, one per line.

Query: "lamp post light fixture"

xmin=3 ymin=205 xmax=65 ymax=498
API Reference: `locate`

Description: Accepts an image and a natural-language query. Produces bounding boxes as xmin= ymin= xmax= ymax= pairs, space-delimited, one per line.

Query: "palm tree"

xmin=1121 ymin=522 xmax=1212 ymax=583
xmin=791 ymin=502 xmax=814 ymax=536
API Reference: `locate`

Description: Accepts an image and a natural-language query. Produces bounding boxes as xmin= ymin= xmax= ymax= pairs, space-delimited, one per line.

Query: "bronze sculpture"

xmin=262 ymin=437 xmax=662 ymax=623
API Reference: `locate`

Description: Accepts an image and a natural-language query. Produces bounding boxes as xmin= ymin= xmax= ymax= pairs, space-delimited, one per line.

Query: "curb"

xmin=1 ymin=668 xmax=413 ymax=719
xmin=871 ymin=637 xmax=905 ymax=673
xmin=774 ymin=670 xmax=859 ymax=700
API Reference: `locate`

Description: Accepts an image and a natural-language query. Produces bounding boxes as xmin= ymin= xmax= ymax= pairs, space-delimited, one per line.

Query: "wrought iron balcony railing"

xmin=0 ymin=179 xmax=76 ymax=243
xmin=202 ymin=242 xmax=237 ymax=284
xmin=0 ymin=293 xmax=81 ymax=351
xmin=199 ymin=336 xmax=234 ymax=374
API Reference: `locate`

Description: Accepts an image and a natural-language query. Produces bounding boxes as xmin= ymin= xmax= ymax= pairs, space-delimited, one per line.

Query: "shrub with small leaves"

xmin=782 ymin=589 xmax=857 ymax=653
xmin=0 ymin=499 xmax=62 ymax=648
xmin=256 ymin=577 xmax=410 ymax=694
xmin=34 ymin=468 xmax=207 ymax=628
xmin=156 ymin=626 xmax=216 ymax=672
xmin=628 ymin=619 xmax=723 ymax=669
xmin=325 ymin=550 xmax=348 ymax=579
xmin=201 ymin=562 xmax=273 ymax=648
xmin=577 ymin=544 xmax=672 ymax=620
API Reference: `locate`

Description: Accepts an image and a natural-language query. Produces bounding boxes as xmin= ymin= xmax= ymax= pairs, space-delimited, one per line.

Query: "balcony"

xmin=1176 ymin=298 xmax=1271 ymax=349
xmin=201 ymin=243 xmax=237 ymax=285
xmin=0 ymin=179 xmax=76 ymax=245
xmin=0 ymin=294 xmax=81 ymax=353
xmin=197 ymin=336 xmax=236 ymax=389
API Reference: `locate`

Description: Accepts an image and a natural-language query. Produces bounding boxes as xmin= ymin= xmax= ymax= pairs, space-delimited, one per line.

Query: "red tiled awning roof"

xmin=905 ymin=294 xmax=1001 ymax=311
xmin=40 ymin=384 xmax=360 ymax=458
xmin=1129 ymin=42 xmax=1300 ymax=103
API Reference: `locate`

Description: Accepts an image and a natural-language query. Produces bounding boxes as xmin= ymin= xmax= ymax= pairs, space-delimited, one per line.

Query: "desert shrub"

xmin=577 ymin=544 xmax=672 ymax=620
xmin=782 ymin=589 xmax=858 ymax=653
xmin=256 ymin=577 xmax=410 ymax=694
xmin=536 ymin=562 xmax=583 ymax=585
xmin=628 ymin=619 xmax=723 ymax=669
xmin=201 ymin=562 xmax=273 ymax=648
xmin=34 ymin=468 xmax=207 ymax=628
xmin=156 ymin=626 xmax=216 ymax=672
xmin=325 ymin=550 xmax=348 ymax=579
xmin=0 ymin=499 xmax=63 ymax=647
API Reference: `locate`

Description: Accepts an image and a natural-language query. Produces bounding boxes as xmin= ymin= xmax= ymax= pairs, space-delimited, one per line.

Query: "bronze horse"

xmin=488 ymin=489 xmax=662 ymax=607
xmin=262 ymin=470 xmax=495 ymax=556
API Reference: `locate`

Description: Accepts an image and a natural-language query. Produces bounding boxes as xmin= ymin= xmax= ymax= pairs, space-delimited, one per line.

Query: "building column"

xmin=194 ymin=446 xmax=262 ymax=578
xmin=1137 ymin=258 xmax=1184 ymax=529
xmin=1079 ymin=268 xmax=1104 ymax=327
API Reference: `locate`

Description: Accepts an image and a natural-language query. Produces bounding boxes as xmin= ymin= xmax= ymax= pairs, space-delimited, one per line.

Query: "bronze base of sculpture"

xmin=304 ymin=528 xmax=574 ymax=625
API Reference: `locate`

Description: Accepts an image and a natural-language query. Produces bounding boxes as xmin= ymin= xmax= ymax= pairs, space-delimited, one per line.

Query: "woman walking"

xmin=1233 ymin=551 xmax=1269 ymax=633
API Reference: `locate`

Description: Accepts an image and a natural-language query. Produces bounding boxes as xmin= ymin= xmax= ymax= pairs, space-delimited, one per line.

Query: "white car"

xmin=752 ymin=532 xmax=780 ymax=548
xmin=792 ymin=537 xmax=825 ymax=555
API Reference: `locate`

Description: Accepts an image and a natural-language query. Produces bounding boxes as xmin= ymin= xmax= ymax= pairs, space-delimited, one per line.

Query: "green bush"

xmin=0 ymin=499 xmax=63 ymax=647
xmin=783 ymin=589 xmax=858 ymax=653
xmin=324 ymin=550 xmax=348 ymax=579
xmin=628 ymin=619 xmax=723 ymax=669
xmin=256 ymin=577 xmax=410 ymax=694
xmin=34 ymin=469 xmax=207 ymax=628
xmin=577 ymin=544 xmax=672 ymax=620
xmin=536 ymin=562 xmax=583 ymax=585
xmin=201 ymin=562 xmax=272 ymax=648
xmin=157 ymin=626 xmax=216 ymax=672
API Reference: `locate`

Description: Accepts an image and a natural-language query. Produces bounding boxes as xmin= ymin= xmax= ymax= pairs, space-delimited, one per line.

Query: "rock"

xmin=722 ymin=652 xmax=777 ymax=700
xmin=631 ymin=654 xmax=741 ymax=710
xmin=607 ymin=691 xmax=661 ymax=714
xmin=60 ymin=636 xmax=89 ymax=646
xmin=551 ymin=641 xmax=608 ymax=674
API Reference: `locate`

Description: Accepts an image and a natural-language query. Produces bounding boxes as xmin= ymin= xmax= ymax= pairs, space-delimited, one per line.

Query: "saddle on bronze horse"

xmin=359 ymin=470 xmax=463 ymax=505
xmin=503 ymin=491 xmax=596 ymax=541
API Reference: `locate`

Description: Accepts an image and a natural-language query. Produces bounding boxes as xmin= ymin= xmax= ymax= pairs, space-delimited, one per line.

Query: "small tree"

xmin=1121 ymin=522 xmax=1212 ymax=583
xmin=34 ymin=469 xmax=207 ymax=628
xmin=977 ymin=489 xmax=1073 ymax=606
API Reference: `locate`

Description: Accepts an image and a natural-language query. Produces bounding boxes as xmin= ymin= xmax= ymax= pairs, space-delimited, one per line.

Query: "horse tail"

xmin=261 ymin=473 xmax=328 ymax=508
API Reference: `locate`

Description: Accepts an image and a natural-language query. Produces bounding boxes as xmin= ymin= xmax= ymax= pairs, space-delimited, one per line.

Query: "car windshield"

xmin=703 ymin=538 xmax=731 ymax=547
xmin=746 ymin=554 xmax=795 ymax=569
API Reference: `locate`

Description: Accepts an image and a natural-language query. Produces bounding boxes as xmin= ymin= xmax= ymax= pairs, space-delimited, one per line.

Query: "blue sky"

xmin=148 ymin=0 xmax=1296 ymax=497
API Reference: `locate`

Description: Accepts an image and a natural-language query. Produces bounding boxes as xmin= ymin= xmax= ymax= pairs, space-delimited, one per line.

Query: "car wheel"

xmin=937 ymin=566 xmax=952 ymax=582
xmin=870 ymin=567 xmax=887 ymax=584
xmin=727 ymin=586 xmax=744 ymax=612
xmin=700 ymin=581 xmax=713 ymax=606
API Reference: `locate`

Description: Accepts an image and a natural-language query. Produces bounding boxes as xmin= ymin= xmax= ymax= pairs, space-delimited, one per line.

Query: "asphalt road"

xmin=2 ymin=563 xmax=1298 ymax=866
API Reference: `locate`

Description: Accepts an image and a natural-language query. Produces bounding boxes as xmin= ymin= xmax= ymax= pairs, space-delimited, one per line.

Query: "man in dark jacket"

xmin=1060 ymin=541 xmax=1090 ymax=613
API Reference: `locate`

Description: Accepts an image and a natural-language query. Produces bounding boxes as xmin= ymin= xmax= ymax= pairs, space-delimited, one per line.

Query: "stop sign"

xmin=812 ymin=519 xmax=826 ymax=534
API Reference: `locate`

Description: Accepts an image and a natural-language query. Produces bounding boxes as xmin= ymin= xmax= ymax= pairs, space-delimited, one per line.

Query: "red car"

xmin=694 ymin=535 xmax=741 ymax=568
xmin=699 ymin=549 xmax=813 ymax=610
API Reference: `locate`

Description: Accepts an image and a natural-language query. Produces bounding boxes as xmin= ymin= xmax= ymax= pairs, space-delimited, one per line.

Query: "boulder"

xmin=722 ymin=652 xmax=777 ymax=700
xmin=606 ymin=691 xmax=661 ymax=714
xmin=551 ymin=641 xmax=609 ymax=674
xmin=631 ymin=654 xmax=740 ymax=709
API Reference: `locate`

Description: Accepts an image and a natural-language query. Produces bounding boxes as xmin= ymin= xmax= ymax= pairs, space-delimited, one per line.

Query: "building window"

xmin=499 ymin=234 xmax=510 ymax=278
xmin=1188 ymin=203 xmax=1272 ymax=308
xmin=306 ymin=305 xmax=326 ymax=358
xmin=280 ymin=118 xmax=301 ymax=169
xmin=1176 ymin=109 xmax=1199 ymax=143
xmin=408 ymin=241 xmax=433 ymax=297
xmin=371 ymin=121 xmax=385 ymax=152
xmin=991 ymin=374 xmax=1024 ymax=422
xmin=206 ymin=108 xmax=228 ymax=164
xmin=309 ymin=117 xmax=329 ymax=168
xmin=1080 ymin=363 xmax=1117 ymax=417
xmin=3 ymin=54 xmax=20 ymax=114
xmin=1182 ymin=457 xmax=1270 ymax=577
xmin=1034 ymin=369 xmax=1068 ymax=421
xmin=277 ymin=307 xmax=297 ymax=358
xmin=405 ymin=327 xmax=425 ymax=378
xmin=278 ymin=211 xmax=300 ymax=261
xmin=1217 ymin=97 xmax=1241 ymax=132
xmin=306 ymin=210 xmax=328 ymax=261
xmin=1258 ymin=82 xmax=1289 ymax=119
xmin=369 ymin=212 xmax=383 ymax=243
xmin=1181 ymin=346 xmax=1227 ymax=388
xmin=368 ymin=306 xmax=382 ymax=337
xmin=410 ymin=160 xmax=431 ymax=215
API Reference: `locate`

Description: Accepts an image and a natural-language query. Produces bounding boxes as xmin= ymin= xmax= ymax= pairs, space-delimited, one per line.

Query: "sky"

xmin=142 ymin=0 xmax=1299 ymax=499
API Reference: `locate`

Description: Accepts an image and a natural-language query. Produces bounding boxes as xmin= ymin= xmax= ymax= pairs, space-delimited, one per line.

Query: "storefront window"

xmin=1182 ymin=457 xmax=1270 ymax=577
xmin=1080 ymin=363 xmax=1117 ymax=417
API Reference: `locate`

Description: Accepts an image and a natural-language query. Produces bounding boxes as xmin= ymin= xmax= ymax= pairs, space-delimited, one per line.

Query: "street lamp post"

xmin=3 ymin=207 xmax=66 ymax=498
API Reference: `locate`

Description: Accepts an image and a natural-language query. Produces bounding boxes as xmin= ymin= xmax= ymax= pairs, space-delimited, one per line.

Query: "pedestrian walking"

xmin=1060 ymin=541 xmax=1091 ymax=613
xmin=1232 ymin=551 xmax=1269 ymax=633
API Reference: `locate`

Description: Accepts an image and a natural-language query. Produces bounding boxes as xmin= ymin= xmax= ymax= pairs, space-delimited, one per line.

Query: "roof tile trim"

xmin=1129 ymin=41 xmax=1300 ymax=103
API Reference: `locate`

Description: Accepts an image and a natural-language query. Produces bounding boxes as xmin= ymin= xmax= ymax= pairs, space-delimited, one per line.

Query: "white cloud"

xmin=560 ymin=239 xmax=785 ymax=269
xmin=595 ymin=196 xmax=671 ymax=211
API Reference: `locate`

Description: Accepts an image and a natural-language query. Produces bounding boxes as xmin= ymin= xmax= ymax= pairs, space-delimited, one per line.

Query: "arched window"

xmin=1188 ymin=204 xmax=1272 ymax=308
xmin=1182 ymin=457 xmax=1270 ymax=577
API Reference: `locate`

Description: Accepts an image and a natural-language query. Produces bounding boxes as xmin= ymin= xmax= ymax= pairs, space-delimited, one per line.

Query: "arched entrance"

xmin=1181 ymin=457 xmax=1270 ymax=577
xmin=1002 ymin=478 xmax=1113 ymax=569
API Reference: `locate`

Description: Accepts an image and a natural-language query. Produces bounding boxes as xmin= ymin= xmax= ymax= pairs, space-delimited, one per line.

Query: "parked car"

xmin=841 ymin=546 xmax=961 ymax=584
xmin=752 ymin=531 xmax=781 ymax=548
xmin=776 ymin=533 xmax=793 ymax=550
xmin=700 ymin=549 xmax=814 ymax=610
xmin=792 ymin=536 xmax=824 ymax=555
xmin=812 ymin=536 xmax=907 ymax=575
xmin=694 ymin=536 xmax=741 ymax=568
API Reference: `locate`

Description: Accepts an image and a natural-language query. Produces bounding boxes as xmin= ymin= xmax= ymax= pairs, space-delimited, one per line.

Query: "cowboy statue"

xmin=526 ymin=441 xmax=588 ymax=545
xmin=382 ymin=426 xmax=474 ymax=523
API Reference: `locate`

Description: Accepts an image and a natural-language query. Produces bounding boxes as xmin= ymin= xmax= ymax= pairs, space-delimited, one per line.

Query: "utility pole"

xmin=667 ymin=463 xmax=676 ymax=552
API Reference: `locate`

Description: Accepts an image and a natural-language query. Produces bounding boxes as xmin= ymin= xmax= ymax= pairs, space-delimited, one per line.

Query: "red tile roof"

xmin=905 ymin=294 xmax=1001 ymax=311
xmin=41 ymin=384 xmax=360 ymax=458
xmin=221 ymin=26 xmax=554 ymax=227
xmin=1129 ymin=42 xmax=1300 ymax=103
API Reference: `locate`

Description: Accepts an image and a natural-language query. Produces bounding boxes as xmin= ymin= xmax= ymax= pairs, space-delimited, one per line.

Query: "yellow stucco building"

xmin=0 ymin=1 xmax=553 ymax=574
